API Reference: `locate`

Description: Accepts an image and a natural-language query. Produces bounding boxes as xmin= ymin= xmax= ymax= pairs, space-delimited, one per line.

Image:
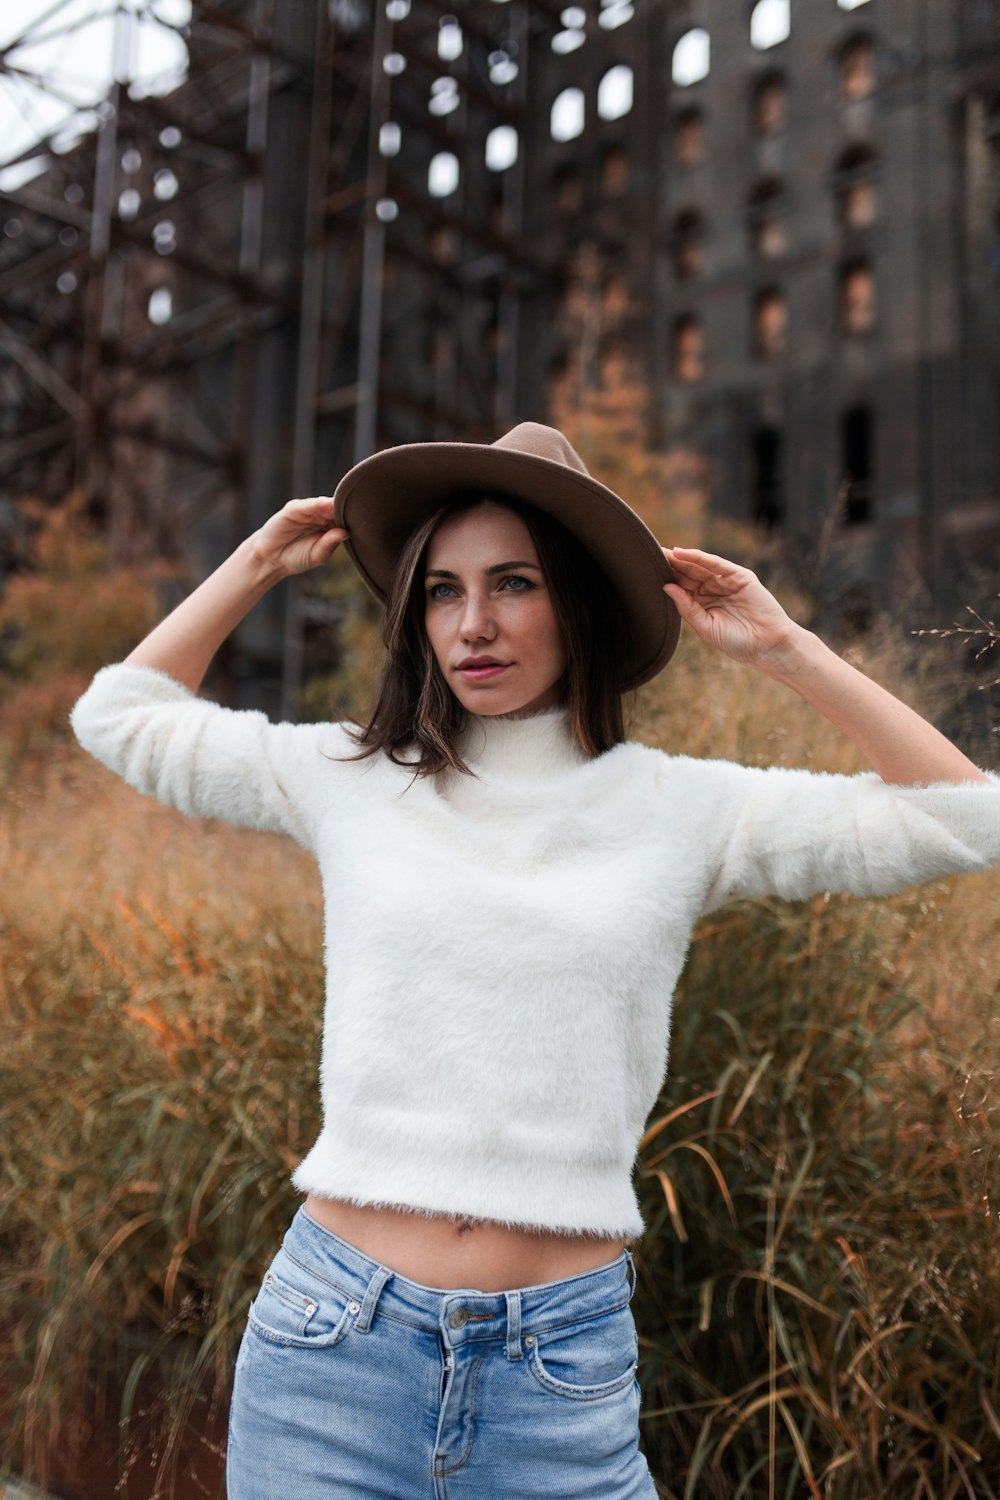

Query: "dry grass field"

xmin=2 ymin=475 xmax=999 ymax=1497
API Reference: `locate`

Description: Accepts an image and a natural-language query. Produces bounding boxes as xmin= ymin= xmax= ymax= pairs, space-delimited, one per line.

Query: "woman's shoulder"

xmin=611 ymin=735 xmax=725 ymax=776
xmin=611 ymin=736 xmax=780 ymax=795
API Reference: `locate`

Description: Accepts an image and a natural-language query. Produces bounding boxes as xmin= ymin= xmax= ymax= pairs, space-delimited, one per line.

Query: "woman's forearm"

xmin=760 ymin=624 xmax=989 ymax=786
xmin=124 ymin=536 xmax=286 ymax=694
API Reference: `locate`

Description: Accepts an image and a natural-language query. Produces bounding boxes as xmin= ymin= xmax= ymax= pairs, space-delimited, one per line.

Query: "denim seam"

xmin=280 ymin=1241 xmax=631 ymax=1339
xmin=525 ymin=1346 xmax=638 ymax=1403
xmin=436 ymin=1351 xmax=484 ymax=1475
xmin=280 ymin=1244 xmax=358 ymax=1303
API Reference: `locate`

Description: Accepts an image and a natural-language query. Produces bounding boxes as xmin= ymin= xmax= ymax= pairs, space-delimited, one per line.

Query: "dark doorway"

xmin=841 ymin=404 xmax=874 ymax=523
xmin=751 ymin=424 xmax=784 ymax=528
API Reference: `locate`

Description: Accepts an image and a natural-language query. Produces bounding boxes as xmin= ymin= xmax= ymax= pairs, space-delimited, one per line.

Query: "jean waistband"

xmin=281 ymin=1205 xmax=636 ymax=1351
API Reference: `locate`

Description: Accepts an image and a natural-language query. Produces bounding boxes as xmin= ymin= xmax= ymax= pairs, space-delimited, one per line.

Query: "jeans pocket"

xmin=246 ymin=1248 xmax=357 ymax=1350
xmin=526 ymin=1300 xmax=639 ymax=1402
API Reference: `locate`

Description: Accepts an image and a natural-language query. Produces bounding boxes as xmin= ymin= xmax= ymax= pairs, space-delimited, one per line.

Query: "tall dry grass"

xmin=2 ymin=486 xmax=999 ymax=1497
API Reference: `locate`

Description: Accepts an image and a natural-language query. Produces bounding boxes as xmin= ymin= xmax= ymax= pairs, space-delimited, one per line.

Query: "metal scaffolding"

xmin=0 ymin=0 xmax=591 ymax=710
xmin=18 ymin=2 xmax=996 ymax=707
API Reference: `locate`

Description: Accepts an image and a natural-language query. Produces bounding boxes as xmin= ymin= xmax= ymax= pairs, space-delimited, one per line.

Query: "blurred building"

xmin=649 ymin=0 xmax=1000 ymax=633
xmin=1 ymin=0 xmax=999 ymax=709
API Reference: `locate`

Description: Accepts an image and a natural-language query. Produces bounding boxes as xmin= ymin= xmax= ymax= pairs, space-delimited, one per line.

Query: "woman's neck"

xmin=457 ymin=702 xmax=585 ymax=779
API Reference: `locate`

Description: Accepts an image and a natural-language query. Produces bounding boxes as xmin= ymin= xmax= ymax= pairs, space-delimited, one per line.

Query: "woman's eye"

xmin=427 ymin=583 xmax=455 ymax=600
xmin=501 ymin=575 xmax=533 ymax=592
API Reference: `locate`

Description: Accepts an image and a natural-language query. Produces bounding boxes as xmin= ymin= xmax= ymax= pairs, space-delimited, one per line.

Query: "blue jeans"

xmin=226 ymin=1205 xmax=658 ymax=1498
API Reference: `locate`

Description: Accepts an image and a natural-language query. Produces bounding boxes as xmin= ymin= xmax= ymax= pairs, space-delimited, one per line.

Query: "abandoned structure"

xmin=1 ymin=0 xmax=998 ymax=711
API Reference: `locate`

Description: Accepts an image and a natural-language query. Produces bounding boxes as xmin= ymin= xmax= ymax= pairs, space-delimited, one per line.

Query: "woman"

xmin=70 ymin=421 xmax=1000 ymax=1499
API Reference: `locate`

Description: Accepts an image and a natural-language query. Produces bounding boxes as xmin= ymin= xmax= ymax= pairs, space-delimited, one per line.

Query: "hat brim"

xmin=332 ymin=441 xmax=681 ymax=690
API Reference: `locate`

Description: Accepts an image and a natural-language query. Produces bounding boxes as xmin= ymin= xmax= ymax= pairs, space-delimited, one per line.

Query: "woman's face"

xmin=423 ymin=502 xmax=567 ymax=717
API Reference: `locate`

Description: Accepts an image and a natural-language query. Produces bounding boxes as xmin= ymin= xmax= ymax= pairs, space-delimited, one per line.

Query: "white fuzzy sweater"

xmin=70 ymin=664 xmax=1000 ymax=1240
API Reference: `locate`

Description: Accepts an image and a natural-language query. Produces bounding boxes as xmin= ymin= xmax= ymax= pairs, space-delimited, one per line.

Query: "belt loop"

xmin=354 ymin=1263 xmax=392 ymax=1334
xmin=505 ymin=1290 xmax=522 ymax=1360
xmin=625 ymin=1249 xmax=636 ymax=1297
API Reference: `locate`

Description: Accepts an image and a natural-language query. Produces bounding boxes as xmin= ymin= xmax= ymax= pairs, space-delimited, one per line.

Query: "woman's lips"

xmin=458 ymin=664 xmax=510 ymax=680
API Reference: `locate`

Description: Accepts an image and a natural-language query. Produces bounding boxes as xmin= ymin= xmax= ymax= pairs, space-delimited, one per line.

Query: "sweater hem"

xmin=290 ymin=1146 xmax=646 ymax=1242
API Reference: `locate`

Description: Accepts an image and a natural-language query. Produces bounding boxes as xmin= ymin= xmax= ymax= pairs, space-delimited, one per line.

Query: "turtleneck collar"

xmin=456 ymin=703 xmax=587 ymax=780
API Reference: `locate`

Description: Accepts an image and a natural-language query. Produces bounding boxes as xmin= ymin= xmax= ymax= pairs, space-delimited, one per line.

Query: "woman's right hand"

xmin=250 ymin=497 xmax=349 ymax=578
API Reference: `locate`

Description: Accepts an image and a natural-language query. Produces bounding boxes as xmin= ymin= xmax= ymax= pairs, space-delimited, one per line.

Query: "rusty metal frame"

xmin=0 ymin=0 xmax=597 ymax=708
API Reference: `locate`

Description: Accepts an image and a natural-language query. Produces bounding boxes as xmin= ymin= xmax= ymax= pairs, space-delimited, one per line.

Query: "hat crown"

xmin=491 ymin=421 xmax=591 ymax=478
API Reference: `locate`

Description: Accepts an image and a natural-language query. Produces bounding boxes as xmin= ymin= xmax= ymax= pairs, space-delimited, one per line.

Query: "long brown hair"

xmin=338 ymin=493 xmax=633 ymax=777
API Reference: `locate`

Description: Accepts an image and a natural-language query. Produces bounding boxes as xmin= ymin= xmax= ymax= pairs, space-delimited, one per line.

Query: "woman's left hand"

xmin=661 ymin=546 xmax=798 ymax=668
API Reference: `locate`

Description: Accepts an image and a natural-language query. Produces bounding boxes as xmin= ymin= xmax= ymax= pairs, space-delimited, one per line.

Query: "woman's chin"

xmin=452 ymin=679 xmax=563 ymax=718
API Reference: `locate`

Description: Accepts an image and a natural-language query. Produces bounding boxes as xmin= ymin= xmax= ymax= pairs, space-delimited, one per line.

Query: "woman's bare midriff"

xmin=303 ymin=1193 xmax=627 ymax=1293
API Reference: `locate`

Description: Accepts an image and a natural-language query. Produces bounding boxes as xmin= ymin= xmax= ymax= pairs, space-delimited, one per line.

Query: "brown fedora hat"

xmin=332 ymin=420 xmax=681 ymax=689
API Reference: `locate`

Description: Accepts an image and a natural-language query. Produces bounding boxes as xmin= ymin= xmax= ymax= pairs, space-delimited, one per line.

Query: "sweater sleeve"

xmin=664 ymin=756 xmax=1000 ymax=915
xmin=69 ymin=662 xmax=348 ymax=852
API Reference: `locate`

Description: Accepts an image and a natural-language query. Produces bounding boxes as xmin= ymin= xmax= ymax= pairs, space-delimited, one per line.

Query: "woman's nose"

xmin=460 ymin=593 xmax=496 ymax=641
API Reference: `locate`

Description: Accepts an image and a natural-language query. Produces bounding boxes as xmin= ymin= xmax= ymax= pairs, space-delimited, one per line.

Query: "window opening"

xmin=379 ymin=122 xmax=402 ymax=157
xmin=840 ymin=260 xmax=875 ymax=331
xmin=834 ymin=145 xmax=878 ymax=227
xmin=673 ymin=28 xmax=710 ymax=86
xmin=438 ymin=16 xmax=463 ymax=61
xmin=841 ymin=179 xmax=876 ymax=227
xmin=753 ymin=288 xmax=787 ymax=357
xmin=429 ymin=225 xmax=458 ymax=264
xmin=753 ymin=75 xmax=787 ymax=134
xmin=672 ymin=314 xmax=704 ymax=381
xmin=428 ymin=152 xmax=460 ymax=197
xmin=748 ymin=179 xmax=786 ymax=259
xmin=489 ymin=47 xmax=518 ymax=85
xmin=486 ymin=125 xmax=518 ymax=171
xmin=148 ymin=288 xmax=172 ymax=326
xmin=551 ymin=87 xmax=585 ymax=141
xmin=554 ymin=163 xmax=583 ymax=214
xmin=429 ymin=77 xmax=460 ymax=117
xmin=750 ymin=0 xmax=790 ymax=51
xmin=598 ymin=65 xmax=633 ymax=120
xmin=601 ymin=272 xmax=630 ymax=321
xmin=840 ymin=37 xmax=876 ymax=100
xmin=674 ymin=107 xmax=704 ymax=167
xmin=599 ymin=0 xmax=634 ymax=29
xmin=601 ymin=144 xmax=629 ymax=194
xmin=673 ymin=210 xmax=705 ymax=277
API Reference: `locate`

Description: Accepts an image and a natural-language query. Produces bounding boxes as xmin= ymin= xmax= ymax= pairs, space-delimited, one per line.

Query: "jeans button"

xmin=449 ymin=1309 xmax=467 ymax=1328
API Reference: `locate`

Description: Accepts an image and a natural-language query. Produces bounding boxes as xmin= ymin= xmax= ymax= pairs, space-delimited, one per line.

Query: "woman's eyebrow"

xmin=425 ymin=561 xmax=543 ymax=579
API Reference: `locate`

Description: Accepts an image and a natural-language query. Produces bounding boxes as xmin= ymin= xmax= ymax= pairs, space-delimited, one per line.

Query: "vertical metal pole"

xmin=495 ymin=1 xmax=529 ymax=433
xmin=219 ymin=0 xmax=272 ymax=704
xmin=76 ymin=6 xmax=129 ymax=541
xmin=354 ymin=0 xmax=393 ymax=464
xmin=232 ymin=0 xmax=271 ymax=557
xmin=282 ymin=0 xmax=336 ymax=721
xmin=916 ymin=0 xmax=938 ymax=608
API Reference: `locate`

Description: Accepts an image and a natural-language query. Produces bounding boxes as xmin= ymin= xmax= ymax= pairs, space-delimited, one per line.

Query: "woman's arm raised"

xmin=662 ymin=546 xmax=989 ymax=787
xmin=70 ymin=498 xmax=350 ymax=850
xmin=126 ymin=497 xmax=348 ymax=692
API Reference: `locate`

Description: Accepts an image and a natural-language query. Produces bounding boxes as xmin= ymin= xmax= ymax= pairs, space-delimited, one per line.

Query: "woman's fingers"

xmin=282 ymin=497 xmax=345 ymax=529
xmin=273 ymin=499 xmax=348 ymax=543
xmin=664 ymin=545 xmax=746 ymax=574
xmin=662 ymin=546 xmax=752 ymax=598
xmin=663 ymin=582 xmax=708 ymax=620
xmin=253 ymin=498 xmax=350 ymax=576
xmin=286 ymin=495 xmax=335 ymax=511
